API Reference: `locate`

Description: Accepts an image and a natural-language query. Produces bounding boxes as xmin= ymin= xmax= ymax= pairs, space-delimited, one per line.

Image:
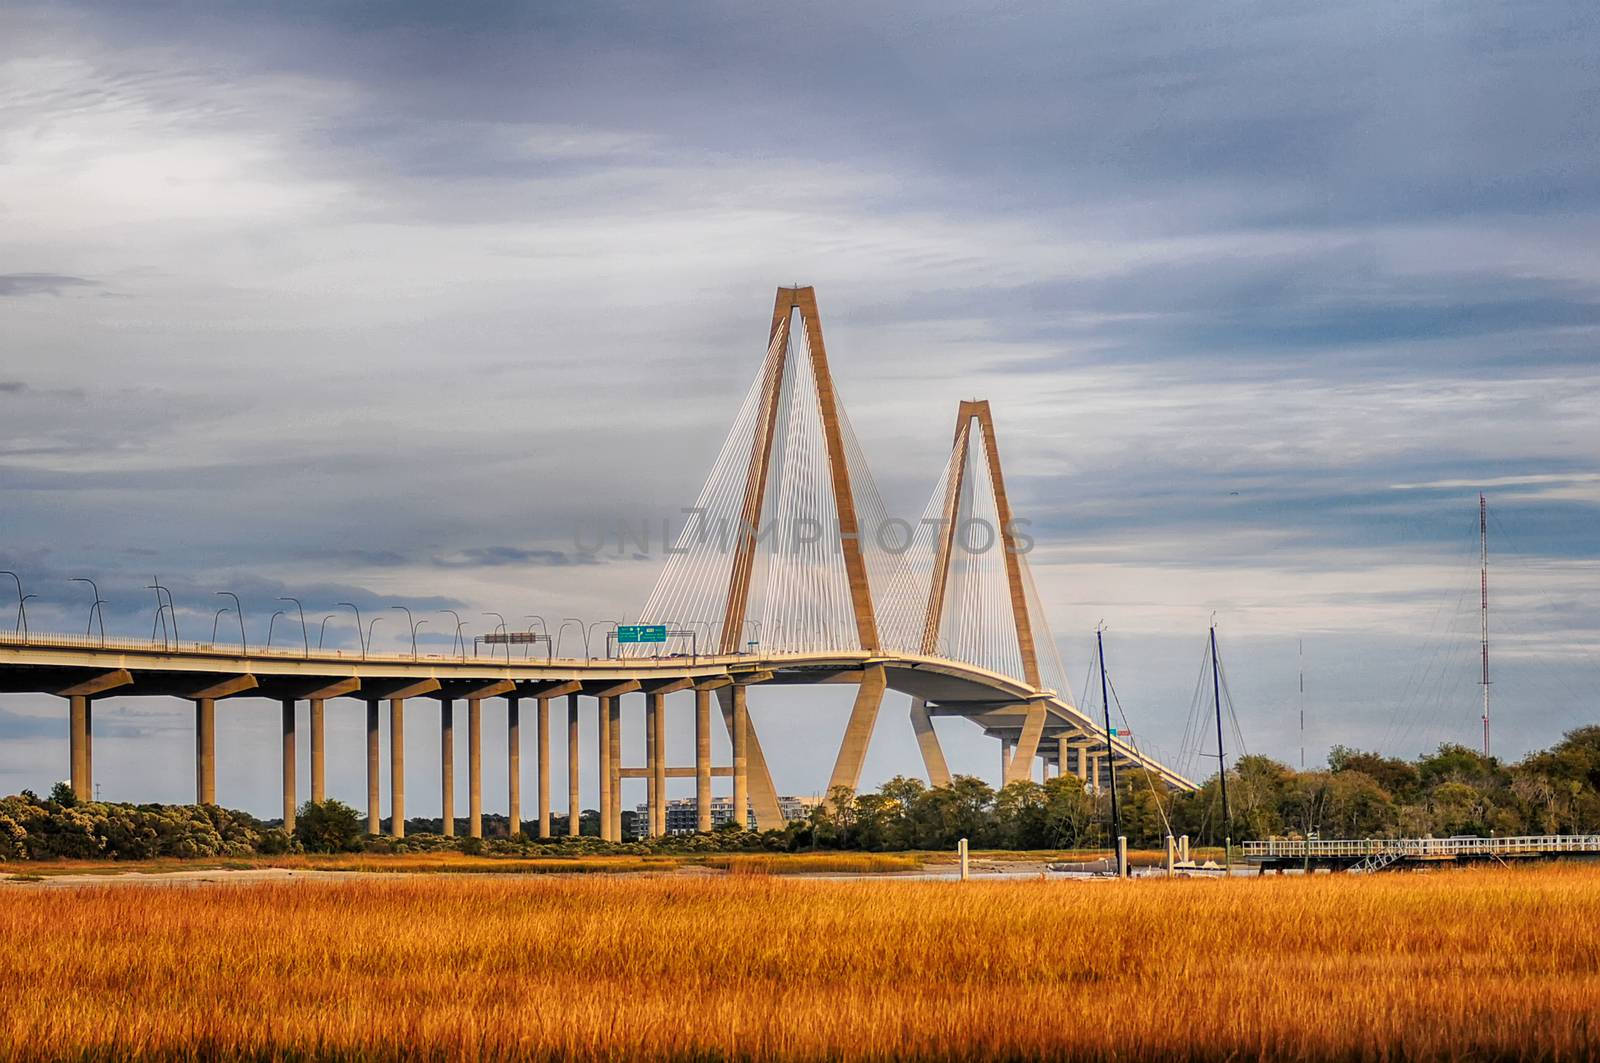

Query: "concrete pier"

xmin=566 ymin=693 xmax=579 ymax=837
xmin=281 ymin=698 xmax=296 ymax=831
xmin=597 ymin=696 xmax=612 ymax=840
xmin=468 ymin=698 xmax=482 ymax=838
xmin=310 ymin=698 xmax=326 ymax=803
xmin=507 ymin=694 xmax=521 ymax=837
xmin=69 ymin=694 xmax=89 ymax=801
xmin=536 ymin=696 xmax=550 ymax=838
xmin=439 ymin=699 xmax=455 ymax=837
xmin=645 ymin=692 xmax=659 ymax=837
xmin=731 ymin=683 xmax=748 ymax=831
xmin=389 ymin=698 xmax=405 ymax=838
xmin=196 ymin=697 xmax=216 ymax=806
xmin=365 ymin=699 xmax=379 ymax=834
xmin=607 ymin=695 xmax=622 ymax=841
xmin=695 ymin=687 xmax=712 ymax=833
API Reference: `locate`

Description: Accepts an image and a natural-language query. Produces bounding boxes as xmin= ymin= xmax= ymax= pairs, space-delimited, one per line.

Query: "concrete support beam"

xmin=57 ymin=669 xmax=133 ymax=699
xmin=909 ymin=696 xmax=951 ymax=788
xmin=310 ymin=699 xmax=326 ymax=803
xmin=440 ymin=700 xmax=455 ymax=838
xmin=695 ymin=687 xmax=712 ymax=832
xmin=597 ymin=696 xmax=612 ymax=841
xmin=731 ymin=683 xmax=748 ymax=831
xmin=389 ymin=698 xmax=405 ymax=838
xmin=536 ymin=696 xmax=551 ymax=838
xmin=468 ymin=698 xmax=483 ymax=838
xmin=188 ymin=675 xmax=257 ymax=701
xmin=566 ymin=693 xmax=579 ymax=837
xmin=826 ymin=664 xmax=887 ymax=801
xmin=507 ymin=694 xmax=521 ymax=837
xmin=646 ymin=692 xmax=662 ymax=837
xmin=1005 ymin=702 xmax=1047 ymax=785
xmin=365 ymin=700 xmax=379 ymax=834
xmin=196 ymin=697 xmax=217 ymax=806
xmin=69 ymin=694 xmax=89 ymax=801
xmin=281 ymin=699 xmax=296 ymax=831
xmin=715 ymin=684 xmax=783 ymax=831
xmin=607 ymin=695 xmax=622 ymax=842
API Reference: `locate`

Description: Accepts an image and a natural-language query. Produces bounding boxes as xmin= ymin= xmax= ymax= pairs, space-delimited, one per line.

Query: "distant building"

xmin=629 ymin=794 xmax=821 ymax=838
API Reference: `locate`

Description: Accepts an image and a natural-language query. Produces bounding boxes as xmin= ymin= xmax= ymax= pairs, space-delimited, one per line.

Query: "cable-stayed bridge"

xmin=0 ymin=286 xmax=1197 ymax=839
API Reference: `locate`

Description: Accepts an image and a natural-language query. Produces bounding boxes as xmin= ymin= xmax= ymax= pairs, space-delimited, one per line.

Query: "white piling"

xmin=1179 ymin=834 xmax=1190 ymax=863
xmin=1116 ymin=836 xmax=1129 ymax=879
xmin=1166 ymin=834 xmax=1176 ymax=876
xmin=959 ymin=837 xmax=969 ymax=882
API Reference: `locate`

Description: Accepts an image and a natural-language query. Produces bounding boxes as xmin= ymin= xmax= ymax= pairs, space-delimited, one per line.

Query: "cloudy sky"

xmin=3 ymin=1 xmax=1598 ymax=816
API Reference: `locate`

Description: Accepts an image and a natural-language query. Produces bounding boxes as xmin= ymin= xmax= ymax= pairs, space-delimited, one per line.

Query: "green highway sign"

xmin=617 ymin=624 xmax=668 ymax=644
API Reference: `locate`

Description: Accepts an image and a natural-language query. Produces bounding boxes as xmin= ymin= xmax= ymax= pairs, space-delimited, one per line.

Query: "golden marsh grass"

xmin=3 ymin=865 xmax=1599 ymax=1060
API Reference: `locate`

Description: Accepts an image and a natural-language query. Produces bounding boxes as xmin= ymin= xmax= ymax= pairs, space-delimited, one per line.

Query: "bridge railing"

xmin=1243 ymin=835 xmax=1600 ymax=860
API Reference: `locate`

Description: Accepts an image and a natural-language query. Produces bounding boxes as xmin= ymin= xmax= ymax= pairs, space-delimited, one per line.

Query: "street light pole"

xmin=69 ymin=578 xmax=107 ymax=644
xmin=1 ymin=571 xmax=23 ymax=637
xmin=441 ymin=609 xmax=466 ymax=656
xmin=483 ymin=612 xmax=508 ymax=662
xmin=366 ymin=616 xmax=384 ymax=656
xmin=317 ymin=615 xmax=334 ymax=651
xmin=266 ymin=610 xmax=286 ymax=650
xmin=279 ymin=597 xmax=308 ymax=655
xmin=216 ymin=592 xmax=246 ymax=653
xmin=212 ymin=607 xmax=230 ymax=644
xmin=337 ymin=602 xmax=365 ymax=657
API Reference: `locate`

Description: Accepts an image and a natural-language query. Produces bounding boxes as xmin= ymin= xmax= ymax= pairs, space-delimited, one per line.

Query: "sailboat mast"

xmin=1480 ymin=493 xmax=1491 ymax=758
xmin=1211 ymin=623 xmax=1230 ymax=867
xmin=1098 ymin=625 xmax=1120 ymax=849
xmin=1298 ymin=638 xmax=1305 ymax=771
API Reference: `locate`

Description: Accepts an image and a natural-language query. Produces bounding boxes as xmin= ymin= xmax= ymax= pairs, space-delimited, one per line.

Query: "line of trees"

xmin=4 ymin=726 xmax=1595 ymax=860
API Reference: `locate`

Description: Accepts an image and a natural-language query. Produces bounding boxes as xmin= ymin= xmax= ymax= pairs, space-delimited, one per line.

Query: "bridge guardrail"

xmin=1243 ymin=835 xmax=1600 ymax=859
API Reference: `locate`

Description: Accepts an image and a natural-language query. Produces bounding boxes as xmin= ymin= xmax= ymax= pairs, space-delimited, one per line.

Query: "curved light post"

xmin=584 ymin=620 xmax=617 ymax=660
xmin=211 ymin=607 xmax=231 ymax=645
xmin=316 ymin=615 xmax=334 ymax=652
xmin=337 ymin=602 xmax=365 ymax=657
xmin=483 ymin=611 xmax=508 ymax=662
xmin=152 ymin=579 xmax=178 ymax=644
xmin=266 ymin=610 xmax=286 ymax=650
xmin=215 ymin=592 xmax=246 ymax=654
xmin=556 ymin=618 xmax=583 ymax=660
xmin=69 ymin=578 xmax=107 ymax=645
xmin=1 ymin=571 xmax=23 ymax=638
xmin=148 ymin=580 xmax=171 ymax=648
xmin=365 ymin=616 xmax=384 ymax=656
xmin=441 ymin=609 xmax=466 ymax=657
xmin=391 ymin=606 xmax=423 ymax=660
xmin=278 ymin=597 xmax=308 ymax=655
xmin=16 ymin=595 xmax=35 ymax=641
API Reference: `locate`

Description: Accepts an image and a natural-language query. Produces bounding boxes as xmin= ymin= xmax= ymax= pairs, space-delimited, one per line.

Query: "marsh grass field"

xmin=4 ymin=863 xmax=1599 ymax=1061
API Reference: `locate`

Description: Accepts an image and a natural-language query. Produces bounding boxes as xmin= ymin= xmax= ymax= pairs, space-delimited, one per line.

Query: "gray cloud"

xmin=0 ymin=273 xmax=96 ymax=296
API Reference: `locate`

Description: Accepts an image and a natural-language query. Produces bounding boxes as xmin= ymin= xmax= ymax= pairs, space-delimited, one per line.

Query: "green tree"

xmin=294 ymin=799 xmax=363 ymax=853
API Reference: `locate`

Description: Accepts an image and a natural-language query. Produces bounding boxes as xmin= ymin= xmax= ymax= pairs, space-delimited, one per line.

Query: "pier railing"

xmin=1243 ymin=835 xmax=1600 ymax=860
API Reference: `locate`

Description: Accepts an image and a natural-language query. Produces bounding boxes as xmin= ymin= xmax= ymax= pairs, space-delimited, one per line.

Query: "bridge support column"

xmin=196 ymin=697 xmax=216 ymax=806
xmin=826 ymin=664 xmax=887 ymax=803
xmin=468 ymin=698 xmax=482 ymax=838
xmin=694 ymin=688 xmax=712 ymax=832
xmin=310 ymin=699 xmax=326 ymax=804
xmin=69 ymin=695 xmax=89 ymax=801
xmin=1056 ymin=737 xmax=1069 ymax=786
xmin=389 ymin=698 xmax=405 ymax=838
xmin=365 ymin=700 xmax=379 ymax=834
xmin=999 ymin=739 xmax=1012 ymax=787
xmin=507 ymin=694 xmax=521 ymax=837
xmin=1074 ymin=745 xmax=1087 ymax=783
xmin=1005 ymin=703 xmax=1046 ymax=786
xmin=608 ymin=696 xmax=622 ymax=841
xmin=84 ymin=700 xmax=94 ymax=799
xmin=566 ymin=694 xmax=579 ymax=837
xmin=647 ymin=692 xmax=663 ymax=837
xmin=439 ymin=700 xmax=455 ymax=838
xmin=281 ymin=699 xmax=296 ymax=831
xmin=716 ymin=685 xmax=783 ymax=831
xmin=909 ymin=697 xmax=951 ymax=789
xmin=731 ymin=684 xmax=748 ymax=831
xmin=536 ymin=697 xmax=550 ymax=838
xmin=597 ymin=696 xmax=612 ymax=840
